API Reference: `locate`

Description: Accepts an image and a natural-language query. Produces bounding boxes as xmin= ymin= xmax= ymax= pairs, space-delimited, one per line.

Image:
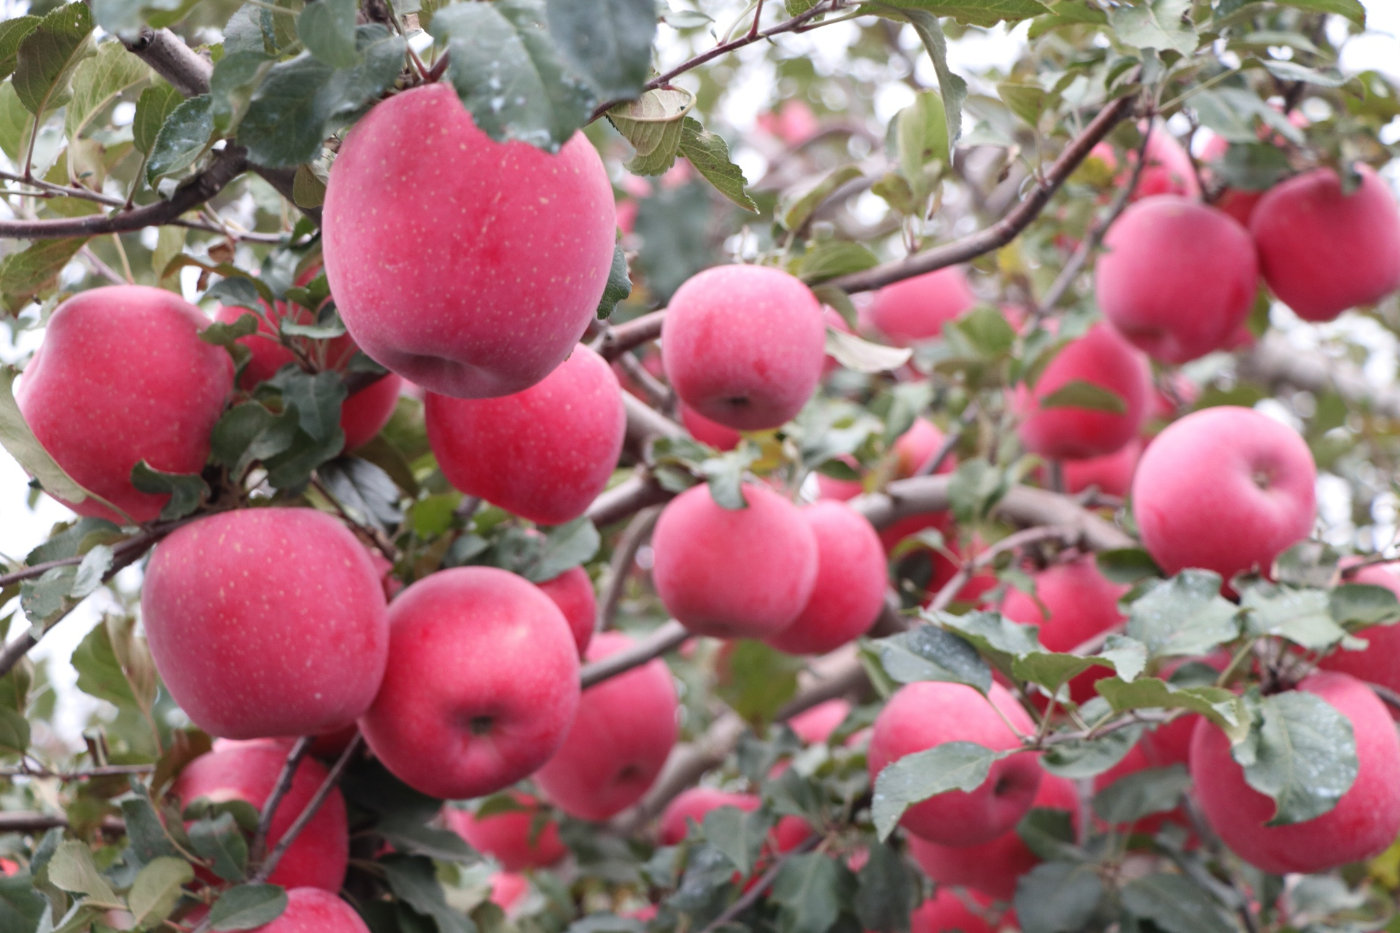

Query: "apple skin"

xmin=173 ymin=743 xmax=349 ymax=892
xmin=867 ymin=680 xmax=1040 ymax=845
xmin=907 ymin=889 xmax=995 ymax=933
xmin=1250 ymin=164 xmax=1400 ymax=322
xmin=535 ymin=631 xmax=679 ymax=820
xmin=1131 ymin=406 xmax=1316 ymax=581
xmin=1131 ymin=127 xmax=1202 ymax=201
xmin=425 ymin=344 xmax=625 ymax=525
xmin=1096 ymin=196 xmax=1259 ymax=364
xmin=358 ymin=566 xmax=581 ymax=800
xmin=537 ymin=565 xmax=597 ymax=657
xmin=142 ymin=508 xmax=389 ymax=739
xmin=787 ymin=699 xmax=852 ymax=745
xmin=659 ymin=788 xmax=760 ymax=845
xmin=1014 ymin=323 xmax=1152 ymax=461
xmin=488 ymin=872 xmax=529 ymax=913
xmin=1318 ymin=562 xmax=1400 ymax=710
xmin=322 ymin=83 xmax=616 ymax=399
xmin=245 ymin=889 xmax=369 ymax=932
xmin=651 ymin=483 xmax=819 ymax=640
xmin=866 ymin=266 xmax=977 ymax=346
xmin=766 ymin=501 xmax=887 ymax=655
xmin=680 ymin=403 xmax=743 ymax=451
xmin=1189 ymin=670 xmax=1400 ymax=874
xmin=661 ymin=265 xmax=826 ymax=430
xmin=444 ymin=792 xmax=567 ymax=871
xmin=17 ymin=285 xmax=233 ymax=524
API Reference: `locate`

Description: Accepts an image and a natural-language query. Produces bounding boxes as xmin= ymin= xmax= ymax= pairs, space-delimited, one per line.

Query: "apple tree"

xmin=1 ymin=0 xmax=1399 ymax=931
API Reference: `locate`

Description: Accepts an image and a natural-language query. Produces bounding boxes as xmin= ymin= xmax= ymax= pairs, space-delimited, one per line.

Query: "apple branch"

xmin=580 ymin=620 xmax=690 ymax=689
xmin=0 ymin=810 xmax=125 ymax=835
xmin=1237 ymin=330 xmax=1400 ymax=421
xmin=596 ymin=505 xmax=662 ymax=632
xmin=925 ymin=524 xmax=1084 ymax=613
xmin=248 ymin=736 xmax=314 ymax=867
xmin=586 ymin=474 xmax=673 ymax=527
xmin=248 ymin=735 xmax=362 ymax=886
xmin=697 ymin=834 xmax=824 ymax=933
xmin=591 ymin=311 xmax=665 ymax=362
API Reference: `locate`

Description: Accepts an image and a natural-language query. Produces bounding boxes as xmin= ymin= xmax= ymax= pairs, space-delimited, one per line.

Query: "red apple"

xmin=444 ymin=792 xmax=567 ymax=871
xmin=866 ymin=266 xmax=976 ymax=346
xmin=1131 ymin=406 xmax=1316 ymax=581
xmin=488 ymin=871 xmax=529 ymax=913
xmin=1250 ymin=163 xmax=1400 ymax=322
xmin=1130 ymin=127 xmax=1201 ymax=201
xmin=659 ymin=788 xmax=759 ymax=845
xmin=425 ymin=344 xmax=625 ymax=525
xmin=17 ymin=285 xmax=232 ymax=523
xmin=244 ymin=888 xmax=369 ymax=932
xmin=787 ymin=699 xmax=851 ymax=745
xmin=1091 ymin=744 xmax=1190 ymax=839
xmin=322 ymin=84 xmax=616 ymax=398
xmin=651 ymin=483 xmax=819 ymax=640
xmin=142 ymin=508 xmax=389 ymax=739
xmin=908 ymin=889 xmax=995 ymax=933
xmin=358 ymin=567 xmax=581 ymax=800
xmin=535 ymin=631 xmax=679 ymax=820
xmin=1318 ymin=562 xmax=1400 ymax=706
xmin=1057 ymin=438 xmax=1141 ymax=498
xmin=661 ymin=265 xmax=825 ymax=430
xmin=1190 ymin=670 xmax=1400 ymax=874
xmin=867 ymin=680 xmax=1040 ymax=845
xmin=537 ymin=565 xmax=597 ymax=657
xmin=680 ymin=403 xmax=743 ymax=451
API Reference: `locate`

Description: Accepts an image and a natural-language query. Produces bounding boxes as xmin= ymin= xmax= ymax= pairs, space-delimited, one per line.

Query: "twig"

xmin=927 ymin=524 xmax=1082 ymax=613
xmin=0 ymin=760 xmax=156 ymax=780
xmin=585 ymin=474 xmax=673 ymax=527
xmin=580 ymin=620 xmax=689 ymax=689
xmin=915 ymin=403 xmax=976 ymax=477
xmin=698 ymin=834 xmax=823 ymax=933
xmin=0 ymin=811 xmax=125 ymax=835
xmin=248 ymin=736 xmax=314 ymax=866
xmin=250 ymin=735 xmax=361 ymax=884
xmin=591 ymin=311 xmax=666 ymax=362
xmin=616 ymin=353 xmax=673 ymax=412
xmin=597 ymin=506 xmax=662 ymax=632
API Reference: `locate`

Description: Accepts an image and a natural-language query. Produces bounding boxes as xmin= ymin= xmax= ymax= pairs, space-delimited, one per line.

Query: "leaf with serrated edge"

xmin=207 ymin=883 xmax=287 ymax=930
xmin=1106 ymin=0 xmax=1196 ymax=57
xmin=128 ymin=857 xmax=194 ymax=929
xmin=64 ymin=40 xmax=148 ymax=138
xmin=868 ymin=625 xmax=992 ymax=692
xmin=46 ymin=840 xmax=118 ymax=903
xmin=872 ymin=742 xmax=1006 ymax=839
xmin=679 ymin=117 xmax=757 ymax=212
xmin=13 ymin=3 xmax=93 ymax=117
xmin=1237 ymin=690 xmax=1358 ymax=825
xmin=824 ymin=328 xmax=912 ymax=374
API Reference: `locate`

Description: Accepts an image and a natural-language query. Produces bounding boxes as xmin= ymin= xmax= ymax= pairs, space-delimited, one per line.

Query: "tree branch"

xmin=248 ymin=736 xmax=313 ymax=867
xmin=592 ymin=311 xmax=666 ymax=363
xmin=579 ymin=620 xmax=689 ymax=689
xmin=585 ymin=474 xmax=673 ymax=527
xmin=1236 ymin=330 xmax=1400 ymax=421
xmin=597 ymin=505 xmax=662 ymax=632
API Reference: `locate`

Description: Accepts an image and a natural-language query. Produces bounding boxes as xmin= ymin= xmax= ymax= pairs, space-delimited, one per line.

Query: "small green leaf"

xmin=715 ymin=640 xmax=802 ymax=727
xmin=120 ymin=791 xmax=180 ymax=865
xmin=1095 ymin=548 xmax=1161 ymax=584
xmin=597 ymin=243 xmax=631 ymax=320
xmin=146 ymin=94 xmax=214 ymax=183
xmin=544 ymin=0 xmax=655 ymax=100
xmin=769 ymin=853 xmax=853 ymax=933
xmin=130 ymin=461 xmax=208 ymax=521
xmin=1038 ymin=379 xmax=1128 ymax=414
xmin=0 ymin=707 xmax=30 ymax=758
xmin=701 ymin=804 xmax=771 ymax=876
xmin=778 ymin=164 xmax=865 ymax=232
xmin=947 ymin=305 xmax=1017 ymax=358
xmin=207 ymin=883 xmax=287 ymax=931
xmin=865 ymin=624 xmax=992 ymax=693
xmin=380 ymin=854 xmax=475 ymax=933
xmin=823 ymin=328 xmax=911 ymax=374
xmin=869 ymin=0 xmax=1049 ymax=28
xmin=1240 ymin=583 xmax=1350 ymax=650
xmin=872 ymin=742 xmax=1006 ymax=839
xmin=1260 ymin=59 xmax=1349 ymax=88
xmin=92 ymin=0 xmax=196 ymax=36
xmin=298 ymin=0 xmax=360 ymax=67
xmin=679 ymin=117 xmax=758 ymax=213
xmin=933 ymin=609 xmax=1043 ymax=673
xmin=1040 ymin=725 xmax=1142 ymax=778
xmin=128 ymin=857 xmax=194 ymax=929
xmin=1014 ymin=861 xmax=1105 ymax=933
xmin=1096 ymin=676 xmax=1247 ymax=740
xmin=947 ymin=458 xmax=1008 ymax=525
xmin=13 ymin=2 xmax=93 ymax=117
xmin=189 ymin=811 xmax=249 ymax=883
xmin=608 ymin=87 xmax=693 ymax=175
xmin=798 ymin=240 xmax=881 ymax=283
xmin=1124 ymin=571 xmax=1241 ymax=658
xmin=529 ymin=518 xmax=601 ymax=582
xmin=318 ymin=457 xmax=403 ymax=529
xmin=1121 ymin=873 xmax=1239 ymax=933
xmin=1234 ymin=689 xmax=1357 ymax=825
xmin=72 ymin=614 xmax=156 ymax=712
xmin=46 ymin=839 xmax=118 ymax=903
xmin=1106 ymin=0 xmax=1197 ymax=57
xmin=64 ymin=40 xmax=149 ymax=138
xmin=1011 ymin=652 xmax=1109 ymax=693
xmin=853 ymin=841 xmax=916 ymax=932
xmin=1092 ymin=764 xmax=1192 ymax=825
xmin=0 ymin=236 xmax=87 ymax=314
xmin=1330 ymin=582 xmax=1400 ymax=630
xmin=876 ymin=8 xmax=967 ymax=156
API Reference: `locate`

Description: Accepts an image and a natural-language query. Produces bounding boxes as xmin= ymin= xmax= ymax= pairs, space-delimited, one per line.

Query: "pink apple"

xmin=358 ymin=567 xmax=581 ymax=799
xmin=444 ymin=792 xmax=567 ymax=871
xmin=907 ymin=889 xmax=995 ymax=933
xmin=488 ymin=871 xmax=529 ymax=913
xmin=659 ymin=788 xmax=759 ymax=845
xmin=17 ymin=285 xmax=232 ymax=523
xmin=1250 ymin=163 xmax=1400 ymax=322
xmin=1058 ymin=438 xmax=1141 ymax=498
xmin=537 ymin=565 xmax=597 ymax=657
xmin=1190 ymin=670 xmax=1400 ymax=873
xmin=244 ymin=889 xmax=369 ymax=932
xmin=1096 ymin=196 xmax=1259 ymax=363
xmin=651 ymin=483 xmax=819 ymax=639
xmin=1130 ymin=127 xmax=1201 ymax=201
xmin=866 ymin=266 xmax=976 ymax=346
xmin=1131 ymin=406 xmax=1316 ymax=581
xmin=1318 ymin=562 xmax=1400 ymax=706
xmin=788 ymin=699 xmax=852 ymax=745
xmin=661 ymin=265 xmax=825 ymax=430
xmin=868 ymin=680 xmax=1040 ymax=845
xmin=680 ymin=403 xmax=743 ymax=451
xmin=142 ymin=508 xmax=389 ymax=739
xmin=756 ymin=100 xmax=820 ymax=145
xmin=425 ymin=344 xmax=625 ymax=525
xmin=322 ymin=84 xmax=616 ymax=398
xmin=535 ymin=631 xmax=679 ymax=820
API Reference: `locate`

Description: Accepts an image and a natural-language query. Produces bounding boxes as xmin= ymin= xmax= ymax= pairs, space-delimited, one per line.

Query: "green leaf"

xmin=933 ymin=609 xmax=1042 ymax=673
xmin=146 ymin=93 xmax=214 ymax=183
xmin=92 ymin=0 xmax=196 ymax=36
xmin=1040 ymin=725 xmax=1141 ymax=778
xmin=129 ymin=460 xmax=208 ymax=521
xmin=1121 ymin=873 xmax=1239 ymax=933
xmin=1330 ymin=582 xmax=1400 ymax=630
xmin=318 ymin=457 xmax=404 ymax=529
xmin=947 ymin=305 xmax=1017 ymax=358
xmin=769 ymin=853 xmax=851 ymax=933
xmin=597 ymin=243 xmax=631 ymax=320
xmin=0 ymin=236 xmax=87 ymax=314
xmin=1268 ymin=0 xmax=1364 ymax=26
xmin=797 ymin=240 xmax=881 ymax=282
xmin=1038 ymin=379 xmax=1127 ymax=414
xmin=1095 ymin=548 xmax=1161 ymax=584
xmin=715 ymin=640 xmax=802 ymax=727
xmin=209 ymin=400 xmax=299 ymax=479
xmin=0 ymin=874 xmax=46 ymax=931
xmin=823 ymin=328 xmax=911 ymax=374
xmin=872 ymin=741 xmax=1006 ymax=839
xmin=1098 ymin=635 xmax=1148 ymax=683
xmin=72 ymin=613 xmax=156 ymax=712
xmin=188 ymin=811 xmax=249 ymax=883
xmin=853 ymin=841 xmax=915 ymax=932
xmin=13 ymin=2 xmax=93 ymax=117
xmin=608 ymin=87 xmax=693 ymax=175
xmin=1096 ymin=676 xmax=1247 ymax=740
xmin=890 ymin=88 xmax=947 ymax=205
xmin=0 ymin=707 xmax=29 ymax=758
xmin=128 ymin=857 xmax=194 ymax=929
xmin=207 ymin=884 xmax=287 ymax=931
xmin=530 ymin=518 xmax=601 ymax=582
xmin=679 ymin=116 xmax=757 ymax=213
xmin=1106 ymin=0 xmax=1196 ymax=57
xmin=1091 ymin=764 xmax=1192 ymax=825
xmin=1011 ymin=652 xmax=1109 ymax=693
xmin=544 ymin=0 xmax=655 ymax=100
xmin=46 ymin=839 xmax=118 ymax=903
xmin=120 ymin=791 xmax=180 ymax=865
xmin=865 ymin=624 xmax=992 ymax=693
xmin=873 ymin=0 xmax=1049 ymax=27
xmin=701 ymin=804 xmax=771 ymax=876
xmin=1234 ymin=689 xmax=1357 ymax=825
xmin=1240 ymin=583 xmax=1350 ymax=650
xmin=1014 ymin=860 xmax=1104 ymax=933
xmin=381 ymin=854 xmax=476 ymax=933
xmin=431 ymin=0 xmax=596 ymax=152
xmin=947 ymin=458 xmax=1008 ymax=525
xmin=298 ymin=0 xmax=360 ymax=68
xmin=1124 ymin=571 xmax=1241 ymax=658
xmin=375 ymin=813 xmax=478 ymax=862
xmin=64 ymin=39 xmax=149 ymax=138
xmin=0 ymin=16 xmax=40 ymax=82
xmin=778 ymin=164 xmax=864 ymax=231
xmin=1260 ymin=59 xmax=1349 ymax=88
xmin=875 ymin=8 xmax=967 ymax=156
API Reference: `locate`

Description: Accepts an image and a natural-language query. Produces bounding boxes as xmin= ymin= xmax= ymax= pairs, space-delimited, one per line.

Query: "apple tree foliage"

xmin=0 ymin=0 xmax=1399 ymax=932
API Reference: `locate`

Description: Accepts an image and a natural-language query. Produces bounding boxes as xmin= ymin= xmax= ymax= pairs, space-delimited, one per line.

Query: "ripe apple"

xmin=1014 ymin=323 xmax=1152 ymax=461
xmin=661 ymin=264 xmax=826 ymax=430
xmin=866 ymin=266 xmax=976 ymax=346
xmin=173 ymin=742 xmax=348 ymax=892
xmin=1095 ymin=196 xmax=1259 ymax=363
xmin=787 ymin=699 xmax=852 ymax=745
xmin=358 ymin=566 xmax=581 ymax=800
xmin=1131 ymin=406 xmax=1316 ymax=581
xmin=766 ymin=501 xmax=887 ymax=655
xmin=444 ymin=792 xmax=567 ymax=871
xmin=142 ymin=508 xmax=389 ymax=739
xmin=907 ymin=889 xmax=996 ymax=933
xmin=867 ymin=680 xmax=1040 ymax=845
xmin=1250 ymin=163 xmax=1400 ymax=322
xmin=659 ymin=788 xmax=759 ymax=845
xmin=246 ymin=888 xmax=370 ymax=932
xmin=488 ymin=871 xmax=529 ymax=913
xmin=537 ymin=565 xmax=597 ymax=657
xmin=425 ymin=344 xmax=625 ymax=525
xmin=322 ymin=83 xmax=616 ymax=398
xmin=17 ymin=284 xmax=233 ymax=524
xmin=1130 ymin=127 xmax=1202 ymax=201
xmin=651 ymin=483 xmax=819 ymax=639
xmin=1189 ymin=670 xmax=1400 ymax=874
xmin=535 ymin=631 xmax=679 ymax=820
xmin=680 ymin=403 xmax=743 ymax=451
xmin=1318 ymin=561 xmax=1400 ymax=707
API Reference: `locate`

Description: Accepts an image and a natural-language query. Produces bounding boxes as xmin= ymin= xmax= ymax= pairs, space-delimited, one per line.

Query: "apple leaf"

xmin=46 ymin=839 xmax=118 ymax=903
xmin=1016 ymin=806 xmax=1080 ymax=862
xmin=701 ymin=804 xmax=772 ymax=876
xmin=714 ymin=640 xmax=802 ymax=727
xmin=1105 ymin=0 xmax=1197 ymax=57
xmin=12 ymin=2 xmax=93 ymax=118
xmin=71 ymin=612 xmax=156 ymax=713
xmin=799 ymin=240 xmax=881 ymax=283
xmin=0 ymin=235 xmax=87 ymax=314
xmin=947 ymin=305 xmax=1018 ymax=359
xmin=1124 ymin=571 xmax=1242 ymax=658
xmin=380 ymin=854 xmax=476 ymax=933
xmin=1329 ymin=582 xmax=1400 ymax=630
xmin=130 ymin=460 xmax=209 ymax=521
xmin=530 ymin=518 xmax=602 ymax=583
xmin=64 ymin=40 xmax=149 ymax=139
xmin=91 ymin=0 xmax=195 ymax=36
xmin=544 ymin=0 xmax=655 ymax=101
xmin=1232 ymin=689 xmax=1357 ymax=826
xmin=865 ymin=624 xmax=992 ymax=693
xmin=931 ymin=609 xmax=1042 ymax=675
xmin=1121 ymin=874 xmax=1238 ymax=933
xmin=865 ymin=0 xmax=1048 ymax=28
xmin=609 ymin=87 xmax=693 ymax=176
xmin=1040 ymin=724 xmax=1142 ymax=778
xmin=770 ymin=853 xmax=854 ymax=933
xmin=0 ymin=16 xmax=40 ymax=82
xmin=1013 ymin=860 xmax=1105 ymax=933
xmin=678 ymin=117 xmax=758 ymax=213
xmin=853 ymin=841 xmax=917 ymax=932
xmin=119 ymin=791 xmax=181 ymax=866
xmin=1012 ymin=652 xmax=1112 ymax=694
xmin=1095 ymin=676 xmax=1248 ymax=741
xmin=871 ymin=741 xmax=1006 ymax=840
xmin=1240 ymin=583 xmax=1353 ymax=651
xmin=188 ymin=812 xmax=250 ymax=883
xmin=1091 ymin=764 xmax=1192 ymax=826
xmin=778 ymin=164 xmax=865 ymax=232
xmin=871 ymin=8 xmax=966 ymax=157
xmin=0 ymin=874 xmax=45 ymax=929
xmin=375 ymin=813 xmax=478 ymax=863
xmin=319 ymin=457 xmax=404 ymax=529
xmin=146 ymin=93 xmax=214 ymax=184
xmin=1038 ymin=379 xmax=1127 ymax=414
xmin=1095 ymin=548 xmax=1160 ymax=584
xmin=597 ymin=243 xmax=632 ymax=320
xmin=0 ymin=707 xmax=29 ymax=759
xmin=128 ymin=857 xmax=195 ymax=930
xmin=298 ymin=0 xmax=360 ymax=68
xmin=823 ymin=328 xmax=911 ymax=374
xmin=1264 ymin=0 xmax=1365 ymax=27
xmin=206 ymin=883 xmax=287 ymax=931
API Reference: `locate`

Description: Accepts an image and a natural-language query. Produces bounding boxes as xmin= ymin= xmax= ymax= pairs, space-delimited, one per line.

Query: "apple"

xmin=358 ymin=566 xmax=581 ymax=800
xmin=766 ymin=501 xmax=887 ymax=655
xmin=17 ymin=284 xmax=233 ymax=524
xmin=866 ymin=266 xmax=977 ymax=346
xmin=1096 ymin=196 xmax=1259 ymax=363
xmin=659 ymin=788 xmax=759 ymax=845
xmin=1056 ymin=438 xmax=1141 ymax=498
xmin=1250 ymin=163 xmax=1400 ymax=322
xmin=680 ymin=403 xmax=743 ymax=451
xmin=322 ymin=83 xmax=616 ymax=398
xmin=535 ymin=631 xmax=679 ymax=820
xmin=444 ymin=792 xmax=567 ymax=871
xmin=907 ymin=889 xmax=996 ymax=933
xmin=661 ymin=264 xmax=826 ymax=430
xmin=787 ymin=699 xmax=852 ymax=745
xmin=488 ymin=871 xmax=529 ymax=913
xmin=1318 ymin=562 xmax=1400 ymax=706
xmin=651 ymin=483 xmax=819 ymax=640
xmin=246 ymin=888 xmax=370 ymax=932
xmin=1130 ymin=126 xmax=1202 ymax=201
xmin=173 ymin=742 xmax=348 ymax=892
xmin=756 ymin=100 xmax=820 ymax=145
xmin=1131 ymin=406 xmax=1316 ymax=581
xmin=1014 ymin=323 xmax=1152 ymax=461
xmin=537 ymin=565 xmax=597 ymax=657
xmin=867 ymin=680 xmax=1040 ymax=845
xmin=1189 ymin=670 xmax=1400 ymax=874
xmin=142 ymin=508 xmax=389 ymax=739
xmin=425 ymin=344 xmax=625 ymax=526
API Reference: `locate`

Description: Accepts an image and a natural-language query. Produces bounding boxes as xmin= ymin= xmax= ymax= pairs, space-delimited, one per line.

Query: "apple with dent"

xmin=17 ymin=285 xmax=232 ymax=524
xmin=868 ymin=680 xmax=1041 ymax=845
xmin=1190 ymin=670 xmax=1400 ymax=874
xmin=651 ymin=483 xmax=819 ymax=640
xmin=359 ymin=566 xmax=581 ymax=800
xmin=1096 ymin=196 xmax=1259 ymax=363
xmin=1250 ymin=163 xmax=1400 ymax=322
xmin=1318 ymin=562 xmax=1400 ymax=708
xmin=866 ymin=266 xmax=977 ymax=346
xmin=662 ymin=265 xmax=826 ymax=430
xmin=1131 ymin=406 xmax=1316 ymax=581
xmin=444 ymin=792 xmax=567 ymax=871
xmin=173 ymin=743 xmax=348 ymax=892
xmin=246 ymin=889 xmax=369 ymax=932
xmin=426 ymin=344 xmax=625 ymax=525
xmin=535 ymin=631 xmax=678 ymax=820
xmin=142 ymin=508 xmax=389 ymax=739
xmin=537 ymin=565 xmax=597 ymax=656
xmin=322 ymin=83 xmax=616 ymax=398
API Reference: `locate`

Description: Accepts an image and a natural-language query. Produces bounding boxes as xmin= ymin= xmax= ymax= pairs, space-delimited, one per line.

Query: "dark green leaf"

xmin=529 ymin=518 xmax=601 ymax=582
xmin=146 ymin=94 xmax=214 ymax=183
xmin=1124 ymin=571 xmax=1241 ymax=658
xmin=700 ymin=446 xmax=761 ymax=511
xmin=1234 ymin=689 xmax=1357 ymax=825
xmin=0 ymin=236 xmax=87 ymax=314
xmin=948 ymin=305 xmax=1017 ymax=358
xmin=1014 ymin=861 xmax=1105 ymax=933
xmin=865 ymin=624 xmax=992 ymax=693
xmin=189 ymin=811 xmax=249 ymax=883
xmin=1106 ymin=0 xmax=1196 ymax=56
xmin=769 ymin=853 xmax=852 ymax=933
xmin=933 ymin=609 xmax=1042 ymax=673
xmin=544 ymin=0 xmax=655 ymax=100
xmin=130 ymin=460 xmax=208 ymax=521
xmin=210 ymin=401 xmax=300 ymax=479
xmin=0 ymin=706 xmax=29 ymax=757
xmin=1240 ymin=583 xmax=1349 ymax=650
xmin=376 ymin=813 xmax=479 ymax=862
xmin=1121 ymin=873 xmax=1238 ymax=933
xmin=1330 ymin=582 xmax=1400 ymax=629
xmin=1091 ymin=764 xmax=1192 ymax=825
xmin=597 ymin=242 xmax=631 ymax=320
xmin=701 ymin=804 xmax=771 ymax=876
xmin=381 ymin=854 xmax=476 ymax=933
xmin=799 ymin=240 xmax=881 ymax=282
xmin=120 ymin=791 xmax=180 ymax=865
xmin=823 ymin=328 xmax=911 ymax=374
xmin=947 ymin=458 xmax=1008 ymax=525
xmin=319 ymin=457 xmax=403 ymax=529
xmin=298 ymin=0 xmax=360 ymax=67
xmin=0 ymin=874 xmax=46 ymax=931
xmin=1038 ymin=380 xmax=1127 ymax=414
xmin=872 ymin=742 xmax=1005 ymax=839
xmin=0 ymin=16 xmax=40 ymax=82
xmin=679 ymin=117 xmax=757 ymax=213
xmin=13 ymin=2 xmax=93 ymax=117
xmin=207 ymin=884 xmax=287 ymax=931
xmin=1095 ymin=548 xmax=1160 ymax=584
xmin=1011 ymin=652 xmax=1110 ymax=692
xmin=128 ymin=857 xmax=194 ymax=929
xmin=131 ymin=83 xmax=182 ymax=156
xmin=853 ymin=841 xmax=915 ymax=932
xmin=1040 ymin=725 xmax=1142 ymax=778
xmin=1016 ymin=806 xmax=1081 ymax=862
xmin=870 ymin=0 xmax=1048 ymax=27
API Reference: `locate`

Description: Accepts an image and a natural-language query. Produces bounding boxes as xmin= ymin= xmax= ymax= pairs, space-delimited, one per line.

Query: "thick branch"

xmin=585 ymin=475 xmax=673 ymax=527
xmin=592 ymin=311 xmax=666 ymax=362
xmin=579 ymin=620 xmax=689 ymax=689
